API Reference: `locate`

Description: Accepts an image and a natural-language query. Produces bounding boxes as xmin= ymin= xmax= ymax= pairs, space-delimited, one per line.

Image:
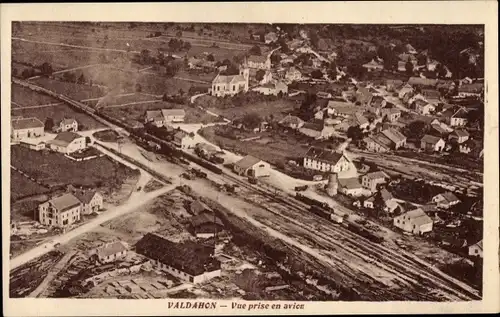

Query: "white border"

xmin=2 ymin=2 xmax=498 ymax=316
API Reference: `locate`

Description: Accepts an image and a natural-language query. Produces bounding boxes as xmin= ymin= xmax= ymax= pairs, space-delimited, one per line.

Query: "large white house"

xmin=38 ymin=193 xmax=82 ymax=228
xmin=303 ymin=147 xmax=351 ymax=173
xmin=211 ymin=68 xmax=249 ymax=97
xmin=11 ymin=117 xmax=45 ymax=141
xmin=48 ymin=132 xmax=86 ymax=154
xmin=393 ymin=208 xmax=433 ymax=235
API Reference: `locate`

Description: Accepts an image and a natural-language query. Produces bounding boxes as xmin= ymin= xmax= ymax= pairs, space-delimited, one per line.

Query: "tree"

xmin=309 ymin=30 xmax=319 ymax=49
xmin=270 ymin=53 xmax=281 ymax=65
xmin=176 ymin=30 xmax=182 ymax=38
xmin=249 ymin=45 xmax=262 ymax=56
xmin=44 ymin=117 xmax=55 ymax=131
xmin=242 ymin=112 xmax=262 ymax=130
xmin=135 ymin=83 xmax=142 ymax=92
xmin=327 ymin=62 xmax=338 ymax=80
xmin=347 ymin=125 xmax=363 ymax=141
xmin=206 ymin=54 xmax=215 ymax=62
xmin=405 ymin=61 xmax=414 ymax=75
xmin=140 ymin=49 xmax=151 ymax=64
xmin=183 ymin=42 xmax=192 ymax=51
xmin=165 ymin=61 xmax=181 ymax=77
xmin=157 ymin=51 xmax=165 ymax=66
xmin=255 ymin=69 xmax=266 ymax=82
xmin=406 ymin=120 xmax=427 ymax=139
xmin=77 ymin=74 xmax=86 ymax=84
xmin=40 ymin=62 xmax=53 ymax=77
xmin=310 ymin=69 xmax=324 ymax=79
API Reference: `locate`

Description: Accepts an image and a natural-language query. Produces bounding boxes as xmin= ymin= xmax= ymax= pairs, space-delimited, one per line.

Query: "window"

xmin=233 ymin=85 xmax=236 ymax=91
xmin=217 ymin=86 xmax=220 ymax=91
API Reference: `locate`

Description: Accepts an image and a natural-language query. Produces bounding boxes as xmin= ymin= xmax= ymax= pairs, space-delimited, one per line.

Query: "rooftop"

xmin=72 ymin=189 xmax=100 ymax=205
xmin=338 ymin=177 xmax=362 ymax=189
xmin=381 ymin=128 xmax=406 ymax=144
xmin=248 ymin=55 xmax=268 ymax=63
xmin=161 ymin=109 xmax=186 ymax=117
xmin=11 ymin=117 xmax=44 ymax=130
xmin=136 ymin=233 xmax=221 ymax=276
xmin=213 ymin=73 xmax=246 ymax=85
xmin=50 ymin=131 xmax=83 ymax=147
xmin=364 ymin=171 xmax=388 ymax=180
xmin=402 ymin=208 xmax=433 ymax=226
xmin=189 ymin=212 xmax=224 ymax=228
xmin=421 ymin=134 xmax=443 ymax=145
xmin=190 ymin=200 xmax=211 ymax=214
xmin=408 ymin=77 xmax=438 ymax=87
xmin=97 ymin=241 xmax=128 ymax=258
xmin=234 ymin=155 xmax=262 ymax=171
xmin=304 ymin=147 xmax=345 ymax=164
xmin=49 ymin=193 xmax=81 ymax=212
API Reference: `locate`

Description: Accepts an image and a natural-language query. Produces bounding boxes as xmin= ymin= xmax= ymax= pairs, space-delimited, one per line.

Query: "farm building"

xmin=468 ymin=240 xmax=483 ymax=258
xmin=11 ymin=117 xmax=45 ymax=141
xmin=337 ymin=177 xmax=363 ymax=197
xmin=188 ymin=212 xmax=225 ymax=239
xmin=38 ymin=193 xmax=82 ymax=228
xmin=393 ymin=208 xmax=433 ymax=235
xmin=48 ymin=131 xmax=86 ymax=154
xmin=161 ymin=109 xmax=186 ymax=123
xmin=233 ymin=155 xmax=270 ymax=177
xmin=136 ymin=233 xmax=221 ymax=284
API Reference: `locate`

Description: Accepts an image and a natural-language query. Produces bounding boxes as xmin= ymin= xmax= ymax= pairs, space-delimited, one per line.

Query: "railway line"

xmin=14 ymin=78 xmax=480 ymax=301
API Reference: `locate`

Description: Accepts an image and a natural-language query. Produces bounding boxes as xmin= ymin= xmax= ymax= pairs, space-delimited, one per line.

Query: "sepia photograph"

xmin=2 ymin=2 xmax=498 ymax=316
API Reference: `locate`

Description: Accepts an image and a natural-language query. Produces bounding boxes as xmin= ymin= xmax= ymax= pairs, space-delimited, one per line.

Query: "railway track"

xmin=217 ymin=172 xmax=480 ymax=301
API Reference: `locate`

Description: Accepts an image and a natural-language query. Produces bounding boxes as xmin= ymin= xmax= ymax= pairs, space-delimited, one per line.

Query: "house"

xmin=48 ymin=131 xmax=86 ymax=154
xmin=422 ymin=89 xmax=442 ymax=105
xmin=246 ymin=55 xmax=271 ymax=70
xmin=468 ymin=240 xmax=483 ymax=258
xmin=72 ymin=189 xmax=103 ymax=215
xmin=173 ymin=130 xmax=196 ymax=150
xmin=431 ymin=123 xmax=450 ymax=136
xmin=355 ymin=86 xmax=373 ymax=105
xmin=380 ymin=188 xmax=401 ymax=213
xmin=362 ymin=171 xmax=389 ymax=193
xmin=92 ymin=241 xmax=128 ymax=264
xmin=259 ymin=70 xmax=274 ymax=84
xmin=381 ymin=107 xmax=401 ymax=122
xmin=326 ymin=101 xmax=360 ymax=117
xmin=19 ymin=138 xmax=46 ymax=151
xmin=38 ymin=193 xmax=82 ymax=228
xmin=59 ymin=118 xmax=78 ymax=132
xmin=338 ymin=177 xmax=363 ymax=197
xmin=161 ymin=109 xmax=186 ymax=123
xmin=432 ymin=192 xmax=461 ymax=209
xmin=189 ymin=212 xmax=225 ymax=238
xmin=393 ymin=208 xmax=433 ymax=235
xmin=448 ymin=129 xmax=470 ymax=144
xmin=279 ymin=114 xmax=304 ymax=130
xmin=316 ymin=91 xmax=333 ymax=99
xmin=303 ymin=147 xmax=351 ymax=173
xmin=386 ymin=79 xmax=404 ymax=92
xmin=362 ymin=59 xmax=384 ymax=72
xmin=264 ymin=32 xmax=278 ymax=44
xmin=211 ymin=68 xmax=249 ymax=97
xmin=11 ymin=117 xmax=45 ymax=141
xmin=252 ymin=81 xmax=288 ymax=96
xmin=363 ymin=196 xmax=375 ymax=209
xmin=233 ymin=155 xmax=270 ymax=177
xmin=408 ymin=77 xmax=438 ymax=88
xmin=398 ymin=84 xmax=414 ymax=99
xmin=459 ymin=139 xmax=482 ymax=156
xmin=381 ymin=128 xmax=407 ymax=149
xmin=449 ymin=107 xmax=468 ymax=127
xmin=405 ymin=44 xmax=418 ymax=54
xmin=285 ymin=67 xmax=302 ymax=82
xmin=299 ymin=122 xmax=323 ymax=139
xmin=420 ymin=134 xmax=445 ymax=152
xmin=414 ymin=99 xmax=435 ymax=115
xmin=352 ymin=113 xmax=370 ymax=131
xmin=136 ymin=233 xmax=221 ymax=284
xmin=457 ymin=83 xmax=483 ymax=98
xmin=144 ymin=110 xmax=165 ymax=127
xmin=195 ymin=142 xmax=218 ymax=157
xmin=363 ymin=135 xmax=391 ymax=153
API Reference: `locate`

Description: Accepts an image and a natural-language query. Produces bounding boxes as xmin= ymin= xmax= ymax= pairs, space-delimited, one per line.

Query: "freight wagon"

xmin=346 ymin=222 xmax=384 ymax=243
xmin=295 ymin=193 xmax=333 ymax=212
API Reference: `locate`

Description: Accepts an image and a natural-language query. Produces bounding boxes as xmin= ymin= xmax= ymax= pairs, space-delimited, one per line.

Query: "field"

xmin=11 ymin=169 xmax=50 ymax=202
xmin=199 ymin=126 xmax=310 ymax=167
xmin=11 ymin=145 xmax=140 ymax=192
xmin=11 ymin=84 xmax=60 ymax=107
xmin=31 ymin=77 xmax=106 ymax=101
xmin=198 ymin=95 xmax=298 ymax=121
xmin=11 ymin=103 xmax=105 ymax=130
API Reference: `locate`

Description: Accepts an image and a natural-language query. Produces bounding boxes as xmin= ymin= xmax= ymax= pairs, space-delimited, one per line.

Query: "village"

xmin=10 ymin=22 xmax=484 ymax=301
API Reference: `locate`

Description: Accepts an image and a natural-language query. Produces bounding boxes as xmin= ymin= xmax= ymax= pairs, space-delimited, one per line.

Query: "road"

xmin=10 ymin=184 xmax=175 ymax=270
